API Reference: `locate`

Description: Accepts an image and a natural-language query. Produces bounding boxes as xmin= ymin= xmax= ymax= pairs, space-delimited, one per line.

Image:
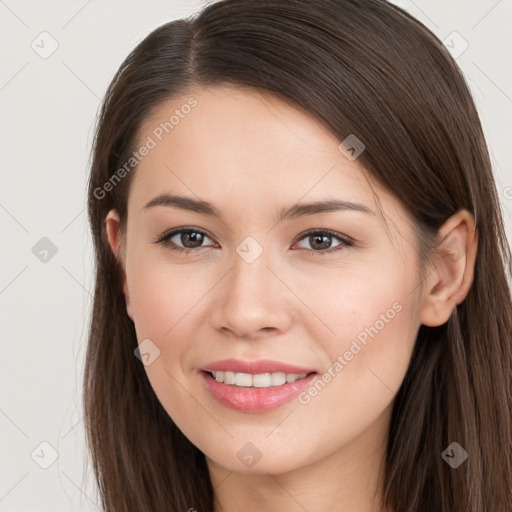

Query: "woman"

xmin=84 ymin=1 xmax=512 ymax=510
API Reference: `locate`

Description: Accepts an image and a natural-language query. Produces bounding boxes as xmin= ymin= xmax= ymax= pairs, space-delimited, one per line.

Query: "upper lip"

xmin=201 ymin=359 xmax=317 ymax=375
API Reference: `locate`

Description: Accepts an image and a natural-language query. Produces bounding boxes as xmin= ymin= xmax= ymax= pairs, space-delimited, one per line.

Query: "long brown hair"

xmin=84 ymin=1 xmax=512 ymax=510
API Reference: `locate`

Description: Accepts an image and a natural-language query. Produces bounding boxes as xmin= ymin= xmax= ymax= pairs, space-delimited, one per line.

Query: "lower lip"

xmin=199 ymin=371 xmax=318 ymax=413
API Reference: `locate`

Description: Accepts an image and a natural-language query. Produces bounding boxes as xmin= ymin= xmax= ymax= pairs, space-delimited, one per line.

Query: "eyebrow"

xmin=142 ymin=193 xmax=376 ymax=222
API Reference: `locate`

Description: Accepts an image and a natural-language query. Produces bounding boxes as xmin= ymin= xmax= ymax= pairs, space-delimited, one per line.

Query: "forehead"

xmin=129 ymin=85 xmax=403 ymax=226
xmin=138 ymin=83 xmax=340 ymax=152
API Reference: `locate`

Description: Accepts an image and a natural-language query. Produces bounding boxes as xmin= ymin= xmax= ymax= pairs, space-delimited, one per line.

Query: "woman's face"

xmin=107 ymin=85 xmax=426 ymax=476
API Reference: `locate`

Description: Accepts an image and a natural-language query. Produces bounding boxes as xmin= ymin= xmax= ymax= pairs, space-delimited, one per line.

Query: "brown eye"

xmin=293 ymin=230 xmax=353 ymax=256
xmin=155 ymin=227 xmax=353 ymax=256
xmin=156 ymin=227 xmax=215 ymax=253
xmin=175 ymin=230 xmax=206 ymax=249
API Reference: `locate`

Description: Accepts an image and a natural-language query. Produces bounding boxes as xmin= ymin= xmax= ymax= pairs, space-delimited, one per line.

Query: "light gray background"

xmin=1 ymin=1 xmax=511 ymax=510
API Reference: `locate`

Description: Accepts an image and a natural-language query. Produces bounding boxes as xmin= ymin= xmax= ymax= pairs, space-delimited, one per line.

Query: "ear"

xmin=105 ymin=209 xmax=134 ymax=321
xmin=420 ymin=209 xmax=478 ymax=327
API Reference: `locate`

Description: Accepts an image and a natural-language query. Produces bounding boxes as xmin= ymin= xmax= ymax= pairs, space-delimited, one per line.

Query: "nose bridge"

xmin=213 ymin=235 xmax=292 ymax=337
xmin=231 ymin=241 xmax=272 ymax=300
xmin=229 ymin=236 xmax=277 ymax=310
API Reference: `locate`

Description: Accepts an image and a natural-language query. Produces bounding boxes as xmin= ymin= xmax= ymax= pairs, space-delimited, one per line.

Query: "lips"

xmin=199 ymin=370 xmax=318 ymax=413
xmin=201 ymin=358 xmax=316 ymax=375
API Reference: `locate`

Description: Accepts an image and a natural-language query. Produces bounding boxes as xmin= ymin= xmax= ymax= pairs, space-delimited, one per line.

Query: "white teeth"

xmin=235 ymin=373 xmax=252 ymax=387
xmin=211 ymin=371 xmax=308 ymax=387
xmin=272 ymin=372 xmax=286 ymax=386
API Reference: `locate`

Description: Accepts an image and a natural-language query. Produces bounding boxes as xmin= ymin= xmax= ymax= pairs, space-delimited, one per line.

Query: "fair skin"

xmin=105 ymin=85 xmax=477 ymax=512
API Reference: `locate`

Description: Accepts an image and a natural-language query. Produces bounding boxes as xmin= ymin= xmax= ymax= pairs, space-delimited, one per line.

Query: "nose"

xmin=211 ymin=247 xmax=293 ymax=341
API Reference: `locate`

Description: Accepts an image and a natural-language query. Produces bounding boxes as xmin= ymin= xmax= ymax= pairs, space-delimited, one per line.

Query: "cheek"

xmin=302 ymin=260 xmax=418 ymax=389
xmin=126 ymin=252 xmax=209 ymax=339
xmin=125 ymin=255 xmax=217 ymax=409
xmin=125 ymin=258 xmax=205 ymax=427
xmin=291 ymin=279 xmax=418 ymax=458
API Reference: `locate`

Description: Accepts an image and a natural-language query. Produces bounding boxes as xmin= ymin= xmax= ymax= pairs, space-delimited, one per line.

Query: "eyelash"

xmin=154 ymin=227 xmax=354 ymax=256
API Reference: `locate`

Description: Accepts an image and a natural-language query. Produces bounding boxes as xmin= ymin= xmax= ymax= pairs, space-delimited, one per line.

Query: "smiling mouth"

xmin=203 ymin=370 xmax=316 ymax=388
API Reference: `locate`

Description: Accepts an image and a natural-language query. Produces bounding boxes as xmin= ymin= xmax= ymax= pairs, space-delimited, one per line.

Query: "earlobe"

xmin=105 ymin=209 xmax=134 ymax=322
xmin=420 ymin=209 xmax=478 ymax=327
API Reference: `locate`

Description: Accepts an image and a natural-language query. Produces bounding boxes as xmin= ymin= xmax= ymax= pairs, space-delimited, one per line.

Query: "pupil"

xmin=312 ymin=234 xmax=331 ymax=250
xmin=183 ymin=231 xmax=203 ymax=248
